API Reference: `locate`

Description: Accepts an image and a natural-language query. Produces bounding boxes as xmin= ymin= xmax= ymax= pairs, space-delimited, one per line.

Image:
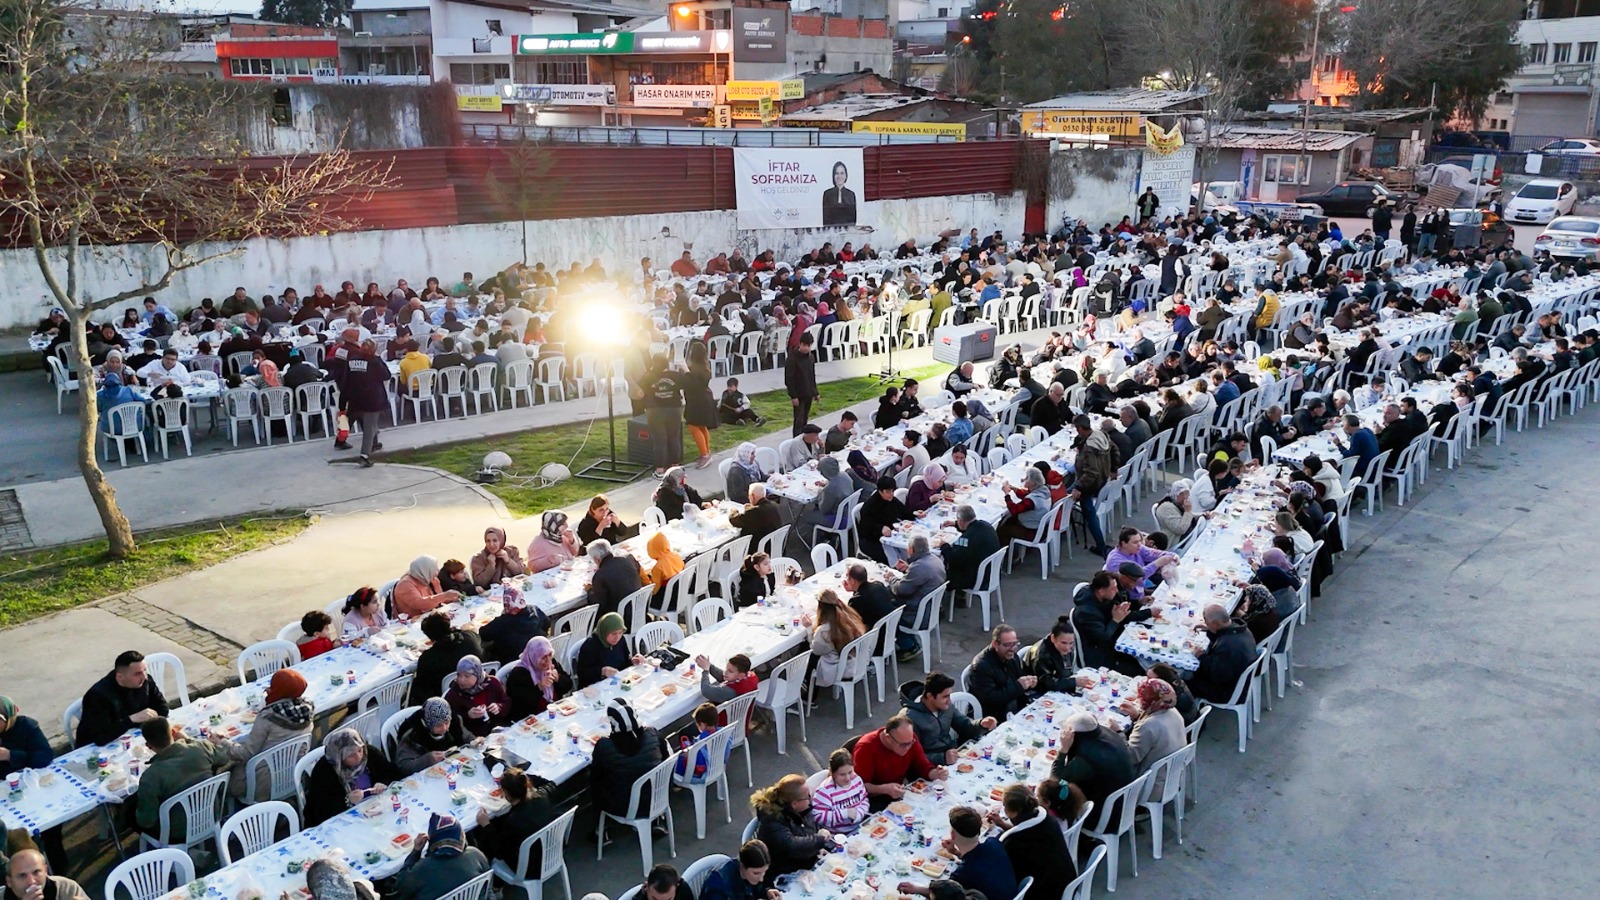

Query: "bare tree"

xmin=485 ymin=133 xmax=562 ymax=265
xmin=1335 ymin=0 xmax=1523 ymax=118
xmin=0 ymin=0 xmax=389 ymax=558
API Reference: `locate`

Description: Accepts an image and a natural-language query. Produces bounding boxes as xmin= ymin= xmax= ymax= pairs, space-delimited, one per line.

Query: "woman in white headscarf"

xmin=904 ymin=462 xmax=947 ymax=513
xmin=724 ymin=441 xmax=766 ymax=504
xmin=392 ymin=555 xmax=460 ymax=618
xmin=525 ymin=511 xmax=581 ymax=573
xmin=1154 ymin=478 xmax=1201 ymax=540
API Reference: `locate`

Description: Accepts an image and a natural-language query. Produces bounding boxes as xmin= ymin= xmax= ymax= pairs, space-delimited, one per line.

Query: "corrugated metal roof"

xmin=1235 ymin=106 xmax=1433 ymax=124
xmin=1195 ymin=126 xmax=1368 ymax=151
xmin=782 ymin=94 xmax=936 ymax=123
xmin=1022 ymin=88 xmax=1208 ymax=111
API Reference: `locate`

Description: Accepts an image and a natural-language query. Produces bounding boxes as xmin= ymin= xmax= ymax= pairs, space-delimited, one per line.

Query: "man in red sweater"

xmin=851 ymin=714 xmax=947 ymax=811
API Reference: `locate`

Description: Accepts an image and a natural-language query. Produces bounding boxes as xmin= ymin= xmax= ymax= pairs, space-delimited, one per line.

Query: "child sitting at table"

xmin=694 ymin=652 xmax=761 ymax=727
xmin=673 ymin=702 xmax=724 ymax=782
xmin=811 ymin=748 xmax=869 ymax=833
xmin=296 ymin=611 xmax=336 ymax=660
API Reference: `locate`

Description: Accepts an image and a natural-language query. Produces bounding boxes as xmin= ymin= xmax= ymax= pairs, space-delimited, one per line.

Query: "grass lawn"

xmin=0 ymin=516 xmax=311 ymax=628
xmin=393 ymin=363 xmax=953 ymax=517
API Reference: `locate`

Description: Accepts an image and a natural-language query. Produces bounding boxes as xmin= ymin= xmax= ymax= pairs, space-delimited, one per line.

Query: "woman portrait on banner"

xmin=821 ymin=160 xmax=858 ymax=227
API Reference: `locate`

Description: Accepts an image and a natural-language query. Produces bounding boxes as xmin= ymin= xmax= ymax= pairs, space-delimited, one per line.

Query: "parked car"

xmin=1534 ymin=216 xmax=1600 ymax=262
xmin=1294 ymin=182 xmax=1395 ymax=216
xmin=1504 ymin=179 xmax=1578 ymax=225
xmin=1536 ymin=138 xmax=1600 ymax=156
xmin=1444 ymin=208 xmax=1513 ymax=250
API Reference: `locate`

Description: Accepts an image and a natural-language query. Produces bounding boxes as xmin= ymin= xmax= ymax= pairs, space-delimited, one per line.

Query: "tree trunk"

xmin=67 ymin=308 xmax=137 ymax=559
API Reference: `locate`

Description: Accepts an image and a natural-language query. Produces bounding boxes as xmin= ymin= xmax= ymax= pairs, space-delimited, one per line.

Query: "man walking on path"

xmin=336 ymin=344 xmax=393 ymax=467
xmin=785 ymin=332 xmax=819 ymax=436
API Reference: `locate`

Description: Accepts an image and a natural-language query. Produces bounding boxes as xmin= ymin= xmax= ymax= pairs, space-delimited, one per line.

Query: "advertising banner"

xmin=734 ymin=148 xmax=866 ymax=230
xmin=632 ymin=84 xmax=718 ymax=108
xmin=725 ymin=79 xmax=805 ymax=101
xmin=502 ymin=83 xmax=616 ymax=106
xmin=851 ymin=121 xmax=965 ymax=139
xmin=732 ymin=8 xmax=787 ymax=62
xmin=1023 ymin=110 xmax=1142 ymax=138
xmin=1139 ymin=146 xmax=1196 ymax=218
xmin=457 ymin=92 xmax=503 ymax=112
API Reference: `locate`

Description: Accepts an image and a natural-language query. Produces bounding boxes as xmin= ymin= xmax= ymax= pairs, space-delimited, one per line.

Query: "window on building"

xmin=270 ymin=88 xmax=292 ymax=126
xmin=1527 ymin=43 xmax=1548 ymax=64
xmin=1581 ymin=42 xmax=1597 ymax=63
xmin=706 ymin=9 xmax=730 ymax=28
xmin=937 ymin=6 xmax=949 ymax=15
xmin=450 ymin=62 xmax=510 ymax=84
xmin=1321 ymin=56 xmax=1338 ymax=73
xmin=649 ymin=61 xmax=722 ymax=85
xmin=513 ymin=59 xmax=587 ymax=84
xmin=1261 ymin=154 xmax=1310 ymax=186
xmin=1553 ymin=42 xmax=1572 ymax=63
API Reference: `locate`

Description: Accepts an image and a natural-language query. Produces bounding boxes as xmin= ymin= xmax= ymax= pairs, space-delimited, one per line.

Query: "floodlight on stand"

xmin=573 ymin=296 xmax=650 ymax=484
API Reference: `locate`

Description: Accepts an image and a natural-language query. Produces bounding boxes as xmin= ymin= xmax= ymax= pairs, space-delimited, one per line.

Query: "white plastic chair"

xmin=633 ymin=620 xmax=684 ymax=656
xmin=1063 ymin=844 xmax=1109 ymax=900
xmin=1212 ymin=646 xmax=1270 ymax=753
xmin=218 ymin=800 xmax=299 ymax=864
xmin=258 ymin=385 xmax=296 ymax=444
xmin=812 ymin=489 xmax=861 ymax=557
xmin=150 ymin=397 xmax=191 ymax=458
xmin=716 ymin=692 xmax=758 ymax=788
xmin=1080 ymin=770 xmax=1150 ymax=892
xmin=641 ymin=506 xmax=668 ymax=528
xmin=105 ymin=848 xmax=195 ymax=900
xmin=223 ymin=388 xmax=261 ymax=446
xmin=756 ymin=523 xmax=791 ymax=561
xmin=61 ymin=699 xmax=83 ymax=743
xmin=358 ymin=674 xmax=415 ymax=733
xmin=143 ymin=652 xmax=191 ymax=707
xmin=1138 ymin=744 xmax=1195 ymax=860
xmin=672 ymin=722 xmax=738 ymax=839
xmin=618 ymin=584 xmax=653 ymax=635
xmin=468 ymin=362 xmax=500 ymax=414
xmin=690 ymin=596 xmax=734 ymax=634
xmin=139 ymin=771 xmax=229 ymax=853
xmin=596 ymin=752 xmax=679 ymax=875
xmin=242 ymin=734 xmax=311 ymax=805
xmin=810 ymin=542 xmax=839 ymax=573
xmin=490 ymin=806 xmax=578 ymax=900
xmin=865 ymin=606 xmax=905 ymax=703
xmin=404 ymin=370 xmax=438 ymax=423
xmin=292 ymin=745 xmax=325 ymax=811
xmin=905 ymin=583 xmax=947 ymax=673
xmin=808 ymin=630 xmax=875 ymax=729
xmin=502 ymin=358 xmax=536 ymax=408
xmin=756 ymin=650 xmax=811 ymax=754
xmin=293 ymin=381 xmax=336 ymax=438
xmin=101 ymin=401 xmax=148 ymax=466
xmin=682 ymin=852 xmax=732 ymax=894
xmin=957 ymin=547 xmax=1007 ymax=629
xmin=552 ymin=605 xmax=598 ymax=638
xmin=1005 ymin=498 xmax=1069 ymax=580
xmin=1182 ymin=704 xmax=1213 ymax=804
xmin=535 ymin=356 xmax=567 ymax=404
xmin=235 ymin=639 xmax=300 ymax=683
xmin=435 ymin=871 xmax=494 ymax=900
xmin=45 ymin=355 xmax=79 ymax=413
xmin=380 ymin=706 xmax=419 ymax=762
xmin=948 ymin=691 xmax=981 ymax=723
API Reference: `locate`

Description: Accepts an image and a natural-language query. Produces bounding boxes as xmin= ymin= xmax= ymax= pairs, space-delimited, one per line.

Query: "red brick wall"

xmin=825 ymin=17 xmax=863 ymax=38
xmin=863 ymin=19 xmax=889 ymax=39
xmin=792 ymin=14 xmax=825 ymax=36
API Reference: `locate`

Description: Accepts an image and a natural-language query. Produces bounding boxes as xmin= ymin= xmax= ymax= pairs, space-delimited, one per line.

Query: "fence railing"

xmin=1426 ymin=139 xmax=1600 ymax=180
xmin=460 ymin=123 xmax=971 ymax=147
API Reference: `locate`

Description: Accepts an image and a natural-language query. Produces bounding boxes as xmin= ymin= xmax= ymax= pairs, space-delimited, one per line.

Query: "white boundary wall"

xmin=0 ymin=191 xmax=1024 ymax=328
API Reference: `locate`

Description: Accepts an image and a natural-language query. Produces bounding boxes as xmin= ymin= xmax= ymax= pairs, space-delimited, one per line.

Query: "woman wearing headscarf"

xmin=590 ymin=698 xmax=668 ymax=819
xmin=444 ymin=655 xmax=511 ymax=738
xmin=904 ymin=463 xmax=947 ymax=514
xmin=989 ymin=343 xmax=1024 ymax=389
xmin=470 ymin=527 xmax=525 ymax=588
xmin=1122 ymin=679 xmax=1185 ymax=791
xmin=815 ymin=301 xmax=837 ymax=328
xmin=787 ymin=303 xmax=815 ymax=350
xmin=394 ymin=697 xmax=468 ymax=774
xmin=794 ymin=457 xmax=852 ymax=550
xmin=1154 ymin=479 xmax=1201 ymax=540
xmin=505 ymin=635 xmax=573 ymax=719
xmin=304 ymin=728 xmax=401 ymax=826
xmin=1238 ymin=583 xmax=1283 ymax=644
xmin=763 ymin=305 xmax=791 ymax=359
xmin=1250 ymin=547 xmax=1302 ymax=620
xmin=574 ymin=612 xmax=641 ymax=688
xmin=844 ymin=450 xmax=878 ymax=495
xmin=306 ymin=860 xmax=380 ymax=900
xmin=525 ymin=512 xmax=581 ymax=573
xmin=724 ymin=442 xmax=766 ymax=504
xmin=392 ymin=556 xmax=460 ymax=618
xmin=651 ymin=466 xmax=705 ymax=522
xmin=248 ymin=358 xmax=281 ymax=389
xmin=225 ymin=669 xmax=313 ymax=801
xmin=95 ymin=372 xmax=143 ymax=437
xmin=478 ymin=585 xmax=549 ymax=665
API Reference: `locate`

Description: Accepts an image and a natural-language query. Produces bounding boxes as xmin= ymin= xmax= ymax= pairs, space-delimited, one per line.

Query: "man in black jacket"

xmin=1029 ymin=382 xmax=1070 ymax=435
xmin=410 ymin=613 xmax=485 ymax=705
xmin=844 ymin=562 xmax=898 ymax=628
xmin=334 ymin=345 xmax=392 ymax=466
xmin=729 ymin=483 xmax=782 ymax=544
xmin=1071 ymin=572 xmax=1150 ymax=677
xmin=784 ymin=332 xmax=818 ymax=436
xmin=941 ymin=505 xmax=1000 ymax=593
xmin=76 ymin=651 xmax=170 ymax=748
xmin=583 ymin=539 xmax=644 ymax=622
xmin=967 ymin=625 xmax=1036 ymax=720
xmin=1188 ymin=604 xmax=1256 ymax=703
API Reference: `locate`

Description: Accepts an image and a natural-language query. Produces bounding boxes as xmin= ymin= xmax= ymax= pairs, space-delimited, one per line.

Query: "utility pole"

xmin=1299 ymin=2 xmax=1324 ymax=196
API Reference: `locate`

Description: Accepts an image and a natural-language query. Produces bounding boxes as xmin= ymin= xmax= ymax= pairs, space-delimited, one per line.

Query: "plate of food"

xmin=988 ymin=787 xmax=1006 ymax=802
xmin=828 ymin=863 xmax=851 ymax=884
xmin=887 ymin=801 xmax=912 ymax=816
xmin=660 ymin=684 xmax=679 ymax=696
xmin=918 ymin=858 xmax=949 ymax=878
xmin=389 ymin=833 xmax=412 ymax=848
xmin=956 ymin=762 xmax=975 ymax=774
xmin=907 ymin=779 xmax=930 ymax=794
xmin=867 ymin=821 xmax=891 ymax=840
xmin=425 ymin=766 xmax=446 ymax=779
xmin=551 ymin=699 xmax=581 ymax=717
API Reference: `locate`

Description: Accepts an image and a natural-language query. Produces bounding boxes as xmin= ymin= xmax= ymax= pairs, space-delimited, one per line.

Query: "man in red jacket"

xmin=851 ymin=713 xmax=947 ymax=811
